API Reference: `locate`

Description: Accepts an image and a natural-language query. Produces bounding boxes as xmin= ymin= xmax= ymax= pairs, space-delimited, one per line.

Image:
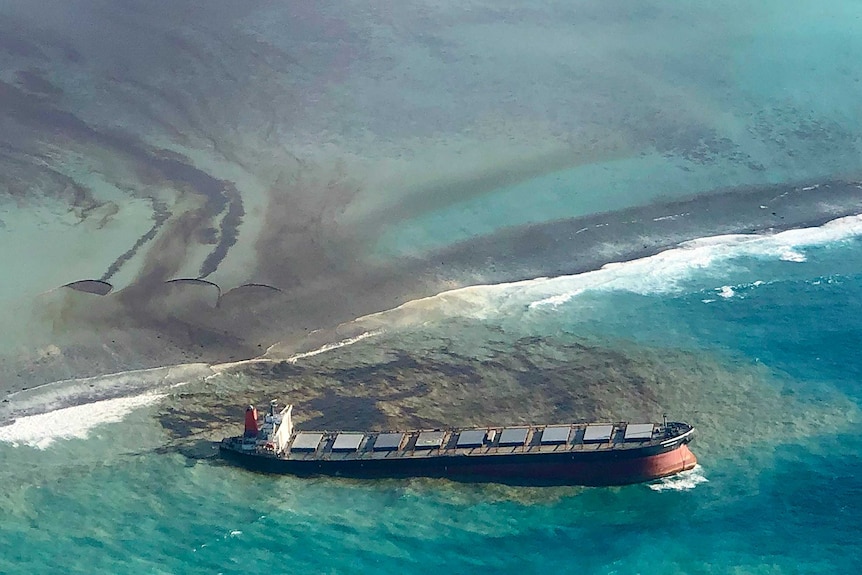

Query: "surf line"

xmin=282 ymin=330 xmax=384 ymax=364
xmin=208 ymin=329 xmax=385 ymax=377
xmin=522 ymin=212 xmax=862 ymax=307
xmin=0 ymin=330 xmax=386 ymax=444
xmin=361 ymin=212 xmax=862 ymax=323
xmin=4 ymin=363 xmax=212 ymax=401
xmin=0 ymin=392 xmax=166 ymax=449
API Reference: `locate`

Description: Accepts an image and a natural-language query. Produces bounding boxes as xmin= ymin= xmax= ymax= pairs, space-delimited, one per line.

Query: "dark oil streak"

xmin=0 ymin=145 xmax=101 ymax=216
xmin=199 ymin=182 xmax=244 ymax=278
xmin=100 ymin=198 xmax=170 ymax=282
xmin=0 ymin=79 xmax=238 ymax=279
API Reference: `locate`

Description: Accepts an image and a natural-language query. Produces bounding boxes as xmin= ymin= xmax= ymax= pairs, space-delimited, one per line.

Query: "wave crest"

xmin=648 ymin=465 xmax=708 ymax=492
xmin=0 ymin=392 xmax=164 ymax=449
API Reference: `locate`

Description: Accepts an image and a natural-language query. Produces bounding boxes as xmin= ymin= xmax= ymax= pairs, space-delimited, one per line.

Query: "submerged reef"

xmin=157 ymin=323 xmax=858 ymax=465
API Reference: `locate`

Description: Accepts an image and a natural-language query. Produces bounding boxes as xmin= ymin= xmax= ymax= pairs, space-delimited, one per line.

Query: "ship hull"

xmin=219 ymin=440 xmax=696 ymax=486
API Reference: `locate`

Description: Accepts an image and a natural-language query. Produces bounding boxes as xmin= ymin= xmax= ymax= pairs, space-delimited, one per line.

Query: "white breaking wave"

xmin=779 ymin=249 xmax=806 ymax=262
xmin=652 ymin=212 xmax=690 ymax=222
xmin=0 ymin=364 xmax=214 ymax=448
xmin=528 ymin=289 xmax=585 ymax=309
xmin=648 ymin=465 xmax=708 ymax=492
xmin=1 ymin=363 xmax=213 ymax=422
xmin=710 ymin=279 xmax=770 ymax=301
xmin=534 ymin=212 xmax=862 ymax=300
xmin=1 ymin=329 xmax=382 ymax=441
xmin=212 ymin=330 xmax=383 ymax=373
xmin=0 ymin=392 xmax=164 ymax=449
xmin=717 ymin=286 xmax=735 ymax=299
xmin=342 ymin=214 xmax=862 ymax=328
xmin=284 ymin=330 xmax=384 ymax=364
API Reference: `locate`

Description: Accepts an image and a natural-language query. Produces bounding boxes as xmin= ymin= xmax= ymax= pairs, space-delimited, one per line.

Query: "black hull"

xmin=219 ymin=437 xmax=696 ymax=486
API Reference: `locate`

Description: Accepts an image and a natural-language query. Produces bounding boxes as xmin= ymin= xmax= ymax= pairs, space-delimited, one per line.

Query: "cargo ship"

xmin=219 ymin=401 xmax=697 ymax=486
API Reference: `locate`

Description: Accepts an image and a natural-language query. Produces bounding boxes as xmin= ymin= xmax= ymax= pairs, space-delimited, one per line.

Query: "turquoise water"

xmin=3 ymin=225 xmax=862 ymax=574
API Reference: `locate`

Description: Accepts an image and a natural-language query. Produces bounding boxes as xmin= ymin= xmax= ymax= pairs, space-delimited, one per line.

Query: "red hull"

xmin=424 ymin=444 xmax=698 ymax=485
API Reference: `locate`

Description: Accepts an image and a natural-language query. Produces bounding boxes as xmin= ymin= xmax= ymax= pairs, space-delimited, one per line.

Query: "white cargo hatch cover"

xmin=624 ymin=423 xmax=654 ymax=441
xmin=332 ymin=433 xmax=364 ymax=451
xmin=291 ymin=432 xmax=324 ymax=451
xmin=583 ymin=424 xmax=614 ymax=443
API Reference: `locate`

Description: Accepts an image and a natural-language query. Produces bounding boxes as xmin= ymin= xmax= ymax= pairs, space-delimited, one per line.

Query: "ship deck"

xmin=233 ymin=421 xmax=693 ymax=462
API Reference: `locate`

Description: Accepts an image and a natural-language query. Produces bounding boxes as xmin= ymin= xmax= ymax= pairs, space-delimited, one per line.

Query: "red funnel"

xmin=244 ymin=405 xmax=259 ymax=438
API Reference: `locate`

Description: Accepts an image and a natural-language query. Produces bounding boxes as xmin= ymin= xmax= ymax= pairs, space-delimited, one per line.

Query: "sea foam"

xmin=0 ymin=392 xmax=164 ymax=449
xmin=1 ymin=363 xmax=213 ymax=423
xmin=351 ymin=214 xmax=862 ymax=327
xmin=648 ymin=465 xmax=708 ymax=492
xmin=717 ymin=286 xmax=735 ymax=299
xmin=284 ymin=330 xmax=384 ymax=364
xmin=527 ymin=289 xmax=585 ymax=309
